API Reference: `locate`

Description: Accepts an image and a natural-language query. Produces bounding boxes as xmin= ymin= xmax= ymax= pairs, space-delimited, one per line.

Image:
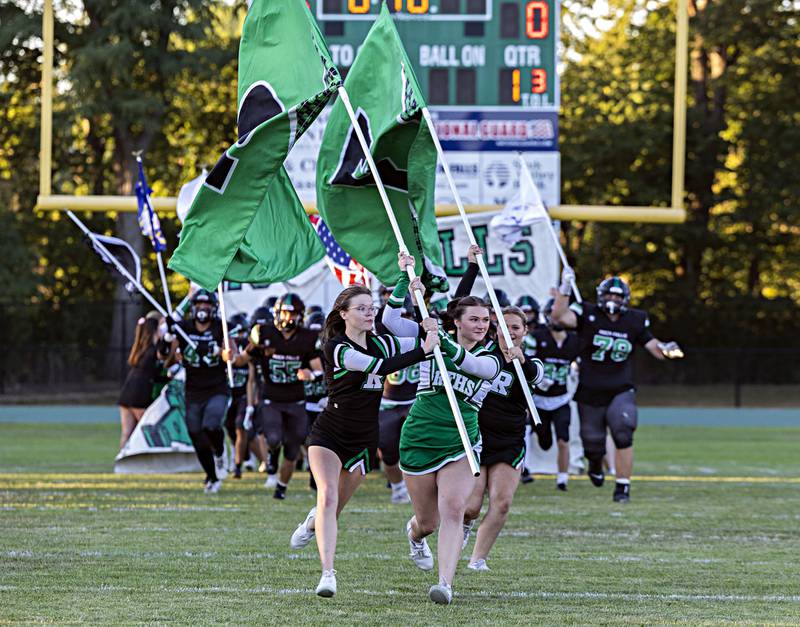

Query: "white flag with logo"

xmin=490 ymin=158 xmax=550 ymax=247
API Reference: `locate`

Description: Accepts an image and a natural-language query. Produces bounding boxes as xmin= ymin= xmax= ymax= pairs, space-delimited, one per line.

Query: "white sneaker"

xmin=204 ymin=479 xmax=221 ymax=494
xmin=462 ymin=520 xmax=475 ymax=550
xmin=468 ymin=559 xmax=490 ymax=572
xmin=390 ymin=484 xmax=411 ymax=504
xmin=264 ymin=474 xmax=278 ymax=489
xmin=428 ymin=582 xmax=453 ymax=605
xmin=243 ymin=455 xmax=256 ymax=472
xmin=213 ymin=455 xmax=228 ymax=480
xmin=406 ymin=519 xmax=433 ymax=571
xmin=290 ymin=507 xmax=317 ymax=549
xmin=315 ymin=569 xmax=337 ymax=597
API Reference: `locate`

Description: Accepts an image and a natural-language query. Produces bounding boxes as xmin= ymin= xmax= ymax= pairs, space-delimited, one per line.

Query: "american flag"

xmin=309 ymin=214 xmax=371 ymax=288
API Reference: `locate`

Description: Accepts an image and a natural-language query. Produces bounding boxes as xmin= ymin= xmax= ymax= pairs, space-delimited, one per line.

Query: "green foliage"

xmin=561 ymin=0 xmax=800 ymax=346
xmin=0 ymin=0 xmax=797 ymax=366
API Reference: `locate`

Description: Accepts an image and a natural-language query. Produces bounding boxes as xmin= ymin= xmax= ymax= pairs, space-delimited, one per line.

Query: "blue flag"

xmin=135 ymin=156 xmax=167 ymax=253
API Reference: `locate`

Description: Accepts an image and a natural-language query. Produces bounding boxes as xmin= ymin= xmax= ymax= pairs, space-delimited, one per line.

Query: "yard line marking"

xmin=1 ymin=585 xmax=796 ymax=604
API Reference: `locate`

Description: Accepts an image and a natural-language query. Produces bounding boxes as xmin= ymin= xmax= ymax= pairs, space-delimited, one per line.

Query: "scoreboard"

xmin=312 ymin=0 xmax=558 ymax=110
xmin=286 ymin=0 xmax=560 ymax=210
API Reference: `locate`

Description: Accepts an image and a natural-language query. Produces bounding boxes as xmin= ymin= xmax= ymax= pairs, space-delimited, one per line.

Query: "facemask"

xmin=195 ymin=309 xmax=210 ymax=323
xmin=601 ymin=300 xmax=622 ymax=315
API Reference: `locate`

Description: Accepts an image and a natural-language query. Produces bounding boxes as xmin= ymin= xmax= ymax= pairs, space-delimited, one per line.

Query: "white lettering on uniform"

xmin=363 ymin=373 xmax=383 ymax=390
xmin=489 ymin=371 xmax=514 ymax=396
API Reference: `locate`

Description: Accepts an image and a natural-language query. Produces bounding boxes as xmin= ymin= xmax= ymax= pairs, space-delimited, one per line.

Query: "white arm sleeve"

xmin=445 ymin=341 xmax=501 ymax=380
xmin=333 ymin=343 xmax=383 ymax=374
xmin=380 ymin=303 xmax=421 ymax=338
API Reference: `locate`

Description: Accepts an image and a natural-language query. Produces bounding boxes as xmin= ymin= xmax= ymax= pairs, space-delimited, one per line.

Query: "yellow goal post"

xmin=35 ymin=0 xmax=688 ymax=224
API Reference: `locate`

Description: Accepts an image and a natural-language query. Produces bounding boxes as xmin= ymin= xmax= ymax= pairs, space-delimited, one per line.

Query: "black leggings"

xmin=534 ymin=404 xmax=571 ymax=451
xmin=259 ymin=401 xmax=308 ymax=461
xmin=185 ymin=393 xmax=230 ymax=481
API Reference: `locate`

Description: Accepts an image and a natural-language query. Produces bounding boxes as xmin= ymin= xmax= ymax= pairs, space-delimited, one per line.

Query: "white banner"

xmin=223 ymin=210 xmax=560 ymax=317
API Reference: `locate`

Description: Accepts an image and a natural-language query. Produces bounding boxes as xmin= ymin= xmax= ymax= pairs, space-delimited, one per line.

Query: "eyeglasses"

xmin=348 ymin=305 xmax=379 ymax=315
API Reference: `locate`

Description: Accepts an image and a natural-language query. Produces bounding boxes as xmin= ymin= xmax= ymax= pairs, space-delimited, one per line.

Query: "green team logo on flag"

xmin=169 ymin=0 xmax=341 ymax=291
xmin=316 ymin=4 xmax=448 ymax=293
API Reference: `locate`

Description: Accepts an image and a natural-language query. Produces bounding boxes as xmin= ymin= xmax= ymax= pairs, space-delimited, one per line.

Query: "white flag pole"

xmin=422 ymin=108 xmax=542 ymax=426
xmin=338 ymin=86 xmax=479 ymax=476
xmin=517 ymin=154 xmax=582 ymax=303
xmin=66 ymin=210 xmax=197 ymax=350
xmin=217 ymin=284 xmax=235 ymax=387
xmin=155 ymin=252 xmax=173 ymax=312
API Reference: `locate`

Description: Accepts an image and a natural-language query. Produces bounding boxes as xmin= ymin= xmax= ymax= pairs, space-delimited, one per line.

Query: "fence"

xmin=1 ymin=301 xmax=798 ymax=406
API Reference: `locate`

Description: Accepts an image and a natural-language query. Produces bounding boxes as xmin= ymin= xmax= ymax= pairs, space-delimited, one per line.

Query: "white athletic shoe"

xmin=264 ymin=474 xmax=278 ymax=489
xmin=213 ymin=455 xmax=228 ymax=480
xmin=290 ymin=507 xmax=317 ymax=549
xmin=428 ymin=582 xmax=453 ymax=605
xmin=467 ymin=559 xmax=490 ymax=572
xmin=243 ymin=455 xmax=256 ymax=472
xmin=390 ymin=484 xmax=411 ymax=504
xmin=204 ymin=479 xmax=221 ymax=494
xmin=406 ymin=519 xmax=433 ymax=571
xmin=315 ymin=569 xmax=337 ymax=597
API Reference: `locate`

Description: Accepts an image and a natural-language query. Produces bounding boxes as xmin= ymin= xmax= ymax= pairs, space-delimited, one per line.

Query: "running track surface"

xmin=0 ymin=406 xmax=798 ymax=426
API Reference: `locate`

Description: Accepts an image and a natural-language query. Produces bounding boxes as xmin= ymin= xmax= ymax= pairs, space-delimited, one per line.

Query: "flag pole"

xmin=134 ymin=153 xmax=173 ymax=312
xmin=217 ymin=284 xmax=235 ymax=387
xmin=517 ymin=154 xmax=582 ymax=303
xmin=66 ymin=210 xmax=197 ymax=350
xmin=338 ymin=86 xmax=480 ymax=477
xmin=422 ymin=108 xmax=542 ymax=426
xmin=155 ymin=252 xmax=173 ymax=311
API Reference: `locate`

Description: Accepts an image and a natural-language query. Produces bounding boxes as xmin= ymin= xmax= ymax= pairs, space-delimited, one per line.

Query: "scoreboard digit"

xmin=311 ymin=0 xmax=559 ymax=110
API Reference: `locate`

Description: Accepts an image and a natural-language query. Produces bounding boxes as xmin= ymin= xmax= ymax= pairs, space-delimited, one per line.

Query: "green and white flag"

xmin=169 ymin=0 xmax=340 ymax=290
xmin=316 ymin=3 xmax=448 ymax=292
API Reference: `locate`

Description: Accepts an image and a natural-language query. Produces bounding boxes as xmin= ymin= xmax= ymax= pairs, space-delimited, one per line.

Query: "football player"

xmin=530 ymin=299 xmax=581 ymax=491
xmin=249 ymin=293 xmax=322 ymax=500
xmin=551 ymin=269 xmax=683 ymax=502
xmin=164 ymin=289 xmax=246 ymax=493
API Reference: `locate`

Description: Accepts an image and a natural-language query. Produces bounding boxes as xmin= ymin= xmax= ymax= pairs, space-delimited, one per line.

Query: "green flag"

xmin=169 ymin=0 xmax=340 ymax=290
xmin=316 ymin=3 xmax=448 ymax=292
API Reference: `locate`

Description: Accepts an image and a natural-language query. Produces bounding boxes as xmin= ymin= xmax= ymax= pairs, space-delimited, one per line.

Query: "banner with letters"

xmin=223 ymin=209 xmax=560 ymax=317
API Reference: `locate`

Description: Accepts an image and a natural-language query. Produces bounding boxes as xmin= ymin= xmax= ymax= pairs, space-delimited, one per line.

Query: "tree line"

xmin=0 ymin=0 xmax=797 ymax=381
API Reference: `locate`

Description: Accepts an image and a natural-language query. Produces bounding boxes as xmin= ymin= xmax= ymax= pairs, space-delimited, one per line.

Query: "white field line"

xmin=0 ymin=584 xmax=798 ymax=604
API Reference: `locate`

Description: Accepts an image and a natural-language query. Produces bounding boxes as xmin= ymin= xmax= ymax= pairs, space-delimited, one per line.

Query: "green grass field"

xmin=2 ymin=422 xmax=800 ymax=625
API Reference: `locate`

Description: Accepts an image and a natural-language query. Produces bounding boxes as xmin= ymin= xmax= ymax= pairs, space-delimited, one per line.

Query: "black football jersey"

xmin=231 ymin=364 xmax=249 ymax=397
xmin=322 ymin=333 xmax=422 ymax=432
xmin=304 ymin=376 xmax=327 ymax=404
xmin=253 ymin=324 xmax=320 ymax=403
xmin=571 ymin=301 xmax=654 ymax=400
xmin=176 ymin=319 xmax=229 ymax=400
xmin=530 ymin=328 xmax=581 ymax=398
xmin=479 ymin=343 xmax=541 ymax=441
xmin=382 ymin=362 xmax=420 ymax=403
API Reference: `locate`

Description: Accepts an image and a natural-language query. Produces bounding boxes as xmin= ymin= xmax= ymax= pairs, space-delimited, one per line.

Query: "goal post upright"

xmin=36 ymin=0 xmax=688 ymax=224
